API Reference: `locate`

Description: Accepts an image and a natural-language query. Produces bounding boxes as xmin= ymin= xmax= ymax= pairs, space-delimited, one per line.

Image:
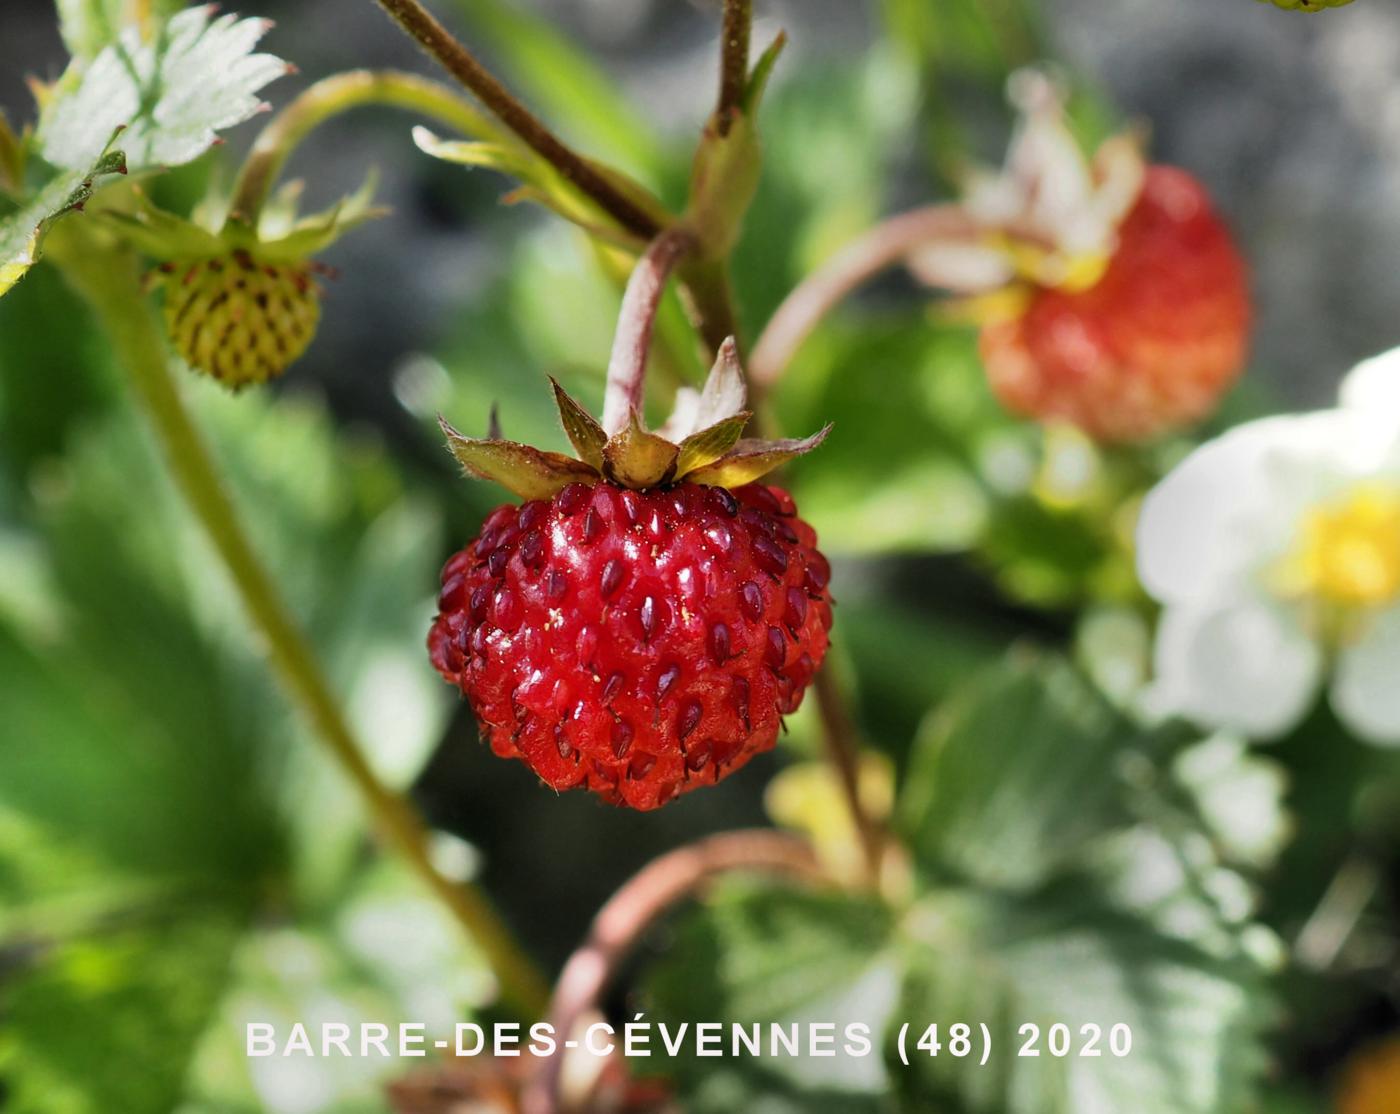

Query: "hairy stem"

xmin=370 ymin=0 xmax=663 ymax=240
xmin=748 ymin=203 xmax=982 ymax=398
xmin=717 ymin=0 xmax=754 ymax=132
xmin=57 ymin=236 xmax=550 ymax=1020
xmin=229 ymin=69 xmax=502 ymax=224
xmin=522 ymin=831 xmax=824 ymax=1114
xmin=601 ymin=228 xmax=697 ymax=434
xmin=813 ymin=667 xmax=884 ymax=882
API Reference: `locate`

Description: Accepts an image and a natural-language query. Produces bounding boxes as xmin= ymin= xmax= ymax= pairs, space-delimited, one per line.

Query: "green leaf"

xmin=644 ymin=880 xmax=900 ymax=1112
xmin=899 ymin=651 xmax=1137 ymax=892
xmin=39 ymin=6 xmax=287 ymax=174
xmin=776 ymin=320 xmax=1002 ymax=556
xmin=1170 ymin=734 xmax=1292 ymax=872
xmin=0 ymin=150 xmax=127 ymax=295
xmin=898 ymin=882 xmax=1272 ymax=1114
xmin=0 ymin=901 xmax=248 ymax=1114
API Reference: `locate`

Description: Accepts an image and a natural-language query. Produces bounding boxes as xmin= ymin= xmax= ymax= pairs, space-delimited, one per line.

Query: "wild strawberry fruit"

xmin=154 ymin=250 xmax=321 ymax=389
xmin=978 ymin=166 xmax=1250 ymax=442
xmin=429 ymin=341 xmax=833 ymax=810
xmin=102 ymin=177 xmax=383 ymax=389
xmin=909 ymin=71 xmax=1250 ymax=442
xmin=1260 ymin=0 xmax=1353 ymax=9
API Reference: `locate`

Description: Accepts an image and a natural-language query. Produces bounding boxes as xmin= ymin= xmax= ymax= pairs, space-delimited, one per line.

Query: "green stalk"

xmin=229 ymin=69 xmax=502 ymax=224
xmin=55 ymin=231 xmax=551 ymax=1019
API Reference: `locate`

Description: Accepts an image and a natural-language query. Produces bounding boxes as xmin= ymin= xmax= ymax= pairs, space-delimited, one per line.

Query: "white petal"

xmin=1003 ymin=70 xmax=1095 ymax=243
xmin=655 ymin=387 xmax=700 ymax=442
xmin=696 ymin=337 xmax=748 ymax=425
xmin=1148 ymin=600 xmax=1321 ymax=739
xmin=659 ymin=338 xmax=747 ymax=442
xmin=1332 ymin=605 xmax=1400 ymax=746
xmin=1340 ymin=346 xmax=1400 ymax=413
xmin=1136 ymin=412 xmax=1358 ymax=604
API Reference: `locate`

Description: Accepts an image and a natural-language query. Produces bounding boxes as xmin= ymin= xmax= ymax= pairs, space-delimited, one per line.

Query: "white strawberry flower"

xmin=907 ymin=68 xmax=1146 ymax=296
xmin=1137 ymin=348 xmax=1400 ymax=744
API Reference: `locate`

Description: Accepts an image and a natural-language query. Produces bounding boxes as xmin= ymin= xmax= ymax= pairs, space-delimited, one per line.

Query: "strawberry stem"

xmin=55 ymin=230 xmax=552 ymax=1021
xmin=370 ymin=0 xmax=664 ymax=240
xmin=521 ymin=831 xmax=824 ymax=1114
xmin=228 ymin=69 xmax=502 ymax=226
xmin=717 ymin=0 xmax=753 ymax=135
xmin=748 ymin=203 xmax=984 ymax=399
xmin=602 ymin=228 xmax=697 ymax=435
xmin=813 ymin=667 xmax=885 ymax=882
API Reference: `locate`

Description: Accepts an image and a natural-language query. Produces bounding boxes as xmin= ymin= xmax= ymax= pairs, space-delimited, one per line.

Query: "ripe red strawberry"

xmin=428 ymin=341 xmax=832 ymax=810
xmin=979 ymin=166 xmax=1250 ymax=442
xmin=429 ymin=481 xmax=831 ymax=810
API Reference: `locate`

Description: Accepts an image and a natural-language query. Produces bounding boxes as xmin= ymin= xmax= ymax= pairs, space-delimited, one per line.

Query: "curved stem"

xmin=522 ymin=831 xmax=825 ymax=1114
xmin=601 ymin=228 xmax=697 ymax=434
xmin=370 ymin=0 xmax=663 ymax=240
xmin=748 ymin=203 xmax=982 ymax=397
xmin=56 ymin=236 xmax=551 ymax=1020
xmin=230 ymin=69 xmax=502 ymax=224
xmin=717 ymin=0 xmax=753 ymax=132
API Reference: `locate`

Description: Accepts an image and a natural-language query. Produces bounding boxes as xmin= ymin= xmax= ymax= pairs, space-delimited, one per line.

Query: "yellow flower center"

xmin=1280 ymin=484 xmax=1400 ymax=609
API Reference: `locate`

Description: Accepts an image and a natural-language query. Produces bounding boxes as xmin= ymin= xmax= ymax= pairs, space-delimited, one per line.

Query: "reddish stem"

xmin=370 ymin=0 xmax=662 ymax=240
xmin=747 ymin=204 xmax=983 ymax=396
xmin=717 ymin=0 xmax=754 ymax=133
xmin=601 ymin=228 xmax=697 ymax=434
xmin=521 ymin=831 xmax=824 ymax=1114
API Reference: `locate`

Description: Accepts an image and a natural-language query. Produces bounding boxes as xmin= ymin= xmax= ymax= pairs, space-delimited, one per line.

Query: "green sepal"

xmin=743 ymin=32 xmax=787 ymax=113
xmin=673 ymin=412 xmax=750 ymax=479
xmin=98 ymin=173 xmax=385 ymax=265
xmin=95 ymin=192 xmax=226 ymax=259
xmin=550 ymin=378 xmax=607 ymax=470
xmin=602 ymin=410 xmax=680 ymax=488
xmin=440 ymin=416 xmax=598 ymax=501
xmin=253 ymin=173 xmax=387 ymax=261
xmin=684 ymin=425 xmax=832 ymax=488
xmin=684 ymin=32 xmax=786 ymax=261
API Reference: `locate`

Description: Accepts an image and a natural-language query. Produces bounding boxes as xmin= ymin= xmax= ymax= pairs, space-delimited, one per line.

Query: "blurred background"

xmin=2 ymin=1 xmax=1399 ymax=1112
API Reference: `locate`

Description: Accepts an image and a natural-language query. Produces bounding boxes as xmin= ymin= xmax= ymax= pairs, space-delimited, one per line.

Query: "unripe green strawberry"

xmin=156 ymin=250 xmax=321 ymax=389
xmin=1259 ymin=0 xmax=1354 ymax=9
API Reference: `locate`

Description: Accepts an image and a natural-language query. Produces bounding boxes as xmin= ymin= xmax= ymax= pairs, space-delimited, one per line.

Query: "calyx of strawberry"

xmin=99 ymin=172 xmax=385 ymax=267
xmin=440 ymin=338 xmax=830 ymax=498
xmin=908 ymin=69 xmax=1146 ymax=298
